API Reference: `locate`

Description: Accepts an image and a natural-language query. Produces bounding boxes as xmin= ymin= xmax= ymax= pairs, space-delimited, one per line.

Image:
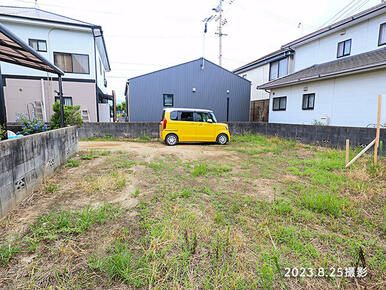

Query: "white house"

xmin=259 ymin=3 xmax=386 ymax=128
xmin=0 ymin=6 xmax=112 ymax=122
xmin=233 ymin=49 xmax=294 ymax=121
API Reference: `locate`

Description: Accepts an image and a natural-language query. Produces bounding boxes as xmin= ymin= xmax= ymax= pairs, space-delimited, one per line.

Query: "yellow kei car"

xmin=159 ymin=108 xmax=230 ymax=146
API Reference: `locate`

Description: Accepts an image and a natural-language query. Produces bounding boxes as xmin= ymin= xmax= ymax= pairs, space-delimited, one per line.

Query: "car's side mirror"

xmin=207 ymin=119 xmax=213 ymax=123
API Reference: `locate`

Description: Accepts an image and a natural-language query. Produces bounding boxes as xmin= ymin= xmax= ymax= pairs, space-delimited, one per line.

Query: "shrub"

xmin=16 ymin=113 xmax=48 ymax=135
xmin=0 ymin=124 xmax=6 ymax=140
xmin=50 ymin=101 xmax=83 ymax=129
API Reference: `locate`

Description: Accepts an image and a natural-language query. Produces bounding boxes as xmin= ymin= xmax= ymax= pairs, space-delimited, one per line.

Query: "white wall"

xmin=95 ymin=48 xmax=108 ymax=93
xmin=0 ymin=20 xmax=96 ymax=80
xmin=269 ymin=69 xmax=386 ymax=127
xmin=237 ymin=63 xmax=270 ymax=101
xmin=293 ymin=14 xmax=386 ymax=71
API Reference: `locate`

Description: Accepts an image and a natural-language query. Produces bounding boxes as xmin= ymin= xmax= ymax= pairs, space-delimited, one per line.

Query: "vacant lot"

xmin=0 ymin=135 xmax=384 ymax=289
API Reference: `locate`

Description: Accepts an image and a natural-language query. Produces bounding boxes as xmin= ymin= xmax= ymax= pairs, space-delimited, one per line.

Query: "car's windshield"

xmin=209 ymin=112 xmax=217 ymax=123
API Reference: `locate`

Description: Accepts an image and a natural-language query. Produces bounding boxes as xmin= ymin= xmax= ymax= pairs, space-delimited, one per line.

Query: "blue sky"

xmin=0 ymin=0 xmax=382 ymax=102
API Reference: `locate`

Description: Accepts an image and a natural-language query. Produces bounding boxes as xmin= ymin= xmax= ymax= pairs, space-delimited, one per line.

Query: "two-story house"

xmin=233 ymin=49 xmax=294 ymax=121
xmin=259 ymin=3 xmax=386 ymax=127
xmin=0 ymin=6 xmax=112 ymax=123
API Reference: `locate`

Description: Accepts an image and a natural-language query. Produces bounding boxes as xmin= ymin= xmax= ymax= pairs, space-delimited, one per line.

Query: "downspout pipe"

xmin=58 ymin=75 xmax=64 ymax=127
xmin=0 ymin=64 xmax=7 ymax=139
xmin=92 ymin=27 xmax=100 ymax=122
xmin=41 ymin=78 xmax=47 ymax=122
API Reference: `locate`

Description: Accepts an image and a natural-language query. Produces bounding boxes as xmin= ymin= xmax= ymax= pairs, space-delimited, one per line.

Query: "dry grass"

xmin=0 ymin=137 xmax=384 ymax=289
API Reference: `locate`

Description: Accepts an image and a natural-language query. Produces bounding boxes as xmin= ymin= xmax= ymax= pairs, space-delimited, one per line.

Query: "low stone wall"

xmin=78 ymin=122 xmax=159 ymax=139
xmin=228 ymin=122 xmax=385 ymax=151
xmin=78 ymin=122 xmax=384 ymax=154
xmin=0 ymin=126 xmax=78 ymax=217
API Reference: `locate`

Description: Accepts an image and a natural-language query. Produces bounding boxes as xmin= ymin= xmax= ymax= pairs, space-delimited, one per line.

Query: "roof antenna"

xmin=34 ymin=0 xmax=39 ymax=8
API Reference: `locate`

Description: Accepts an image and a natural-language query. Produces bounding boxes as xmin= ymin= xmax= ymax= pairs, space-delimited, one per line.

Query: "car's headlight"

xmin=225 ymin=125 xmax=229 ymax=130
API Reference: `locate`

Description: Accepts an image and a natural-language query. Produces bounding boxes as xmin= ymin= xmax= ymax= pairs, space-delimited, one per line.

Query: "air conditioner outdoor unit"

xmin=320 ymin=116 xmax=329 ymax=126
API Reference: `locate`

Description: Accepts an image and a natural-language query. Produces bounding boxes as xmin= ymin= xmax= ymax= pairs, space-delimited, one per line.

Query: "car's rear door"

xmin=176 ymin=111 xmax=196 ymax=142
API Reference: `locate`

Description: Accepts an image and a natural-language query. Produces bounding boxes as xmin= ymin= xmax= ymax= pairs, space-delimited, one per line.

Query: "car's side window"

xmin=179 ymin=111 xmax=194 ymax=121
xmin=170 ymin=111 xmax=178 ymax=120
xmin=209 ymin=113 xmax=217 ymax=123
xmin=196 ymin=112 xmax=210 ymax=122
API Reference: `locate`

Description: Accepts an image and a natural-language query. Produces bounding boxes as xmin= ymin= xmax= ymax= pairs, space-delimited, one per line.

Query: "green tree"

xmin=116 ymin=101 xmax=126 ymax=113
xmin=50 ymin=102 xmax=83 ymax=129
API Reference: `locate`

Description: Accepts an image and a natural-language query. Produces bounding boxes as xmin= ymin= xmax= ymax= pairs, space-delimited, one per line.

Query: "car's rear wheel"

xmin=217 ymin=133 xmax=228 ymax=145
xmin=165 ymin=133 xmax=178 ymax=146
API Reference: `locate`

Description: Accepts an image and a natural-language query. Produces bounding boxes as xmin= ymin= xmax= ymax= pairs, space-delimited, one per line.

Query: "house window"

xmin=269 ymin=57 xmax=288 ymax=81
xmin=53 ymin=52 xmax=90 ymax=74
xmin=302 ymin=93 xmax=315 ymax=110
xmin=163 ymin=94 xmax=174 ymax=107
xmin=28 ymin=39 xmax=47 ymax=52
xmin=379 ymin=23 xmax=386 ymax=46
xmin=55 ymin=96 xmax=73 ymax=106
xmin=272 ymin=97 xmax=287 ymax=111
xmin=337 ymin=39 xmax=351 ymax=58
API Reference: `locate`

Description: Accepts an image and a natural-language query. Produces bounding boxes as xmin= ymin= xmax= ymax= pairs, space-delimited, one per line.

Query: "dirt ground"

xmin=80 ymin=141 xmax=243 ymax=163
xmin=1 ymin=141 xmax=245 ymax=235
xmin=0 ymin=141 xmax=273 ymax=288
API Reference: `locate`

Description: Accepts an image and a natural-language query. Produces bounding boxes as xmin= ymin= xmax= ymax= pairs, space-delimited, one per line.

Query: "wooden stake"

xmin=374 ymin=95 xmax=382 ymax=165
xmin=112 ymin=90 xmax=117 ymax=123
xmin=346 ymin=139 xmax=376 ymax=168
xmin=346 ymin=139 xmax=350 ymax=165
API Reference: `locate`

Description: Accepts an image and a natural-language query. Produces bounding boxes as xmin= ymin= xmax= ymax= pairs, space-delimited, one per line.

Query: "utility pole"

xmin=215 ymin=0 xmax=227 ymax=67
xmin=218 ymin=1 xmax=223 ymax=67
xmin=206 ymin=0 xmax=233 ymax=67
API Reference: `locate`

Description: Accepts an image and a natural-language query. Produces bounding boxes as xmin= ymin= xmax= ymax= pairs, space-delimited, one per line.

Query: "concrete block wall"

xmin=0 ymin=126 xmax=78 ymax=217
xmin=78 ymin=122 xmax=159 ymax=139
xmin=228 ymin=122 xmax=385 ymax=151
xmin=78 ymin=122 xmax=384 ymax=154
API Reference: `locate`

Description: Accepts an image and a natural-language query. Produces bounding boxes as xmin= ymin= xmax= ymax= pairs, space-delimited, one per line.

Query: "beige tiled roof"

xmin=259 ymin=48 xmax=386 ymax=89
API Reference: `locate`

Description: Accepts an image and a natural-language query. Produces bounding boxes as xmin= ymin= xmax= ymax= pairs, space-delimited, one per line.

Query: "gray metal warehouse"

xmin=124 ymin=58 xmax=251 ymax=122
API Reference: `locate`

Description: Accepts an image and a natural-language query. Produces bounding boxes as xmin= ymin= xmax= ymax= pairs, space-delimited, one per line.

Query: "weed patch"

xmin=66 ymin=158 xmax=81 ymax=167
xmin=0 ymin=240 xmax=21 ymax=266
xmin=81 ymin=150 xmax=111 ymax=160
xmin=81 ymin=171 xmax=127 ymax=194
xmin=190 ymin=161 xmax=231 ymax=177
xmin=26 ymin=204 xmax=121 ymax=248
xmin=299 ymin=189 xmax=352 ymax=217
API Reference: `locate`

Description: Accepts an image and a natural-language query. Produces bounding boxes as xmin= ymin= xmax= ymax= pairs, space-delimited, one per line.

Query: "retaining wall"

xmin=228 ymin=122 xmax=385 ymax=151
xmin=78 ymin=122 xmax=384 ymax=153
xmin=78 ymin=122 xmax=159 ymax=139
xmin=0 ymin=126 xmax=78 ymax=217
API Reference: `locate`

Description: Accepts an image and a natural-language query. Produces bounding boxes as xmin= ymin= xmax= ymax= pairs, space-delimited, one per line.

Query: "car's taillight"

xmin=163 ymin=118 xmax=167 ymax=129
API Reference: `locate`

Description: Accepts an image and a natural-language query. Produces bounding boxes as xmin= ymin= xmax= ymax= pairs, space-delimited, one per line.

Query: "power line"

xmin=318 ymin=0 xmax=362 ymax=28
xmin=335 ymin=0 xmax=369 ymax=20
xmin=110 ymin=61 xmax=169 ymax=66
xmin=11 ymin=0 xmax=121 ymax=15
xmin=205 ymin=0 xmax=237 ymax=67
xmin=340 ymin=0 xmax=371 ymax=17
